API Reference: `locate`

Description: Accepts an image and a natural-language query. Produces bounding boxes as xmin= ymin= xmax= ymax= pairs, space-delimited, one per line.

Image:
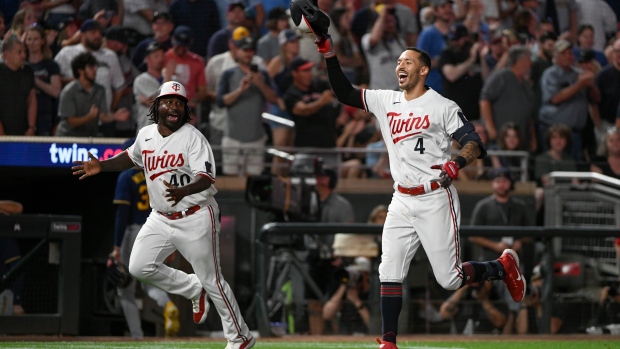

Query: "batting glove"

xmin=315 ymin=34 xmax=336 ymax=58
xmin=430 ymin=160 xmax=459 ymax=188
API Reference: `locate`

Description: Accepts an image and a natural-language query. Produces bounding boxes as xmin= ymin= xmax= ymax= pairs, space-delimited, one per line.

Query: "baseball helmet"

xmin=106 ymin=256 xmax=132 ymax=288
xmin=157 ymin=81 xmax=188 ymax=102
xmin=290 ymin=0 xmax=330 ymax=38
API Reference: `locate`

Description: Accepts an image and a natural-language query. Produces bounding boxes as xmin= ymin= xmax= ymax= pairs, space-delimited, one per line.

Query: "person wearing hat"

xmin=416 ymin=0 xmax=456 ymax=93
xmin=538 ymin=38 xmax=600 ymax=161
xmin=282 ymin=57 xmax=340 ymax=166
xmin=105 ymin=26 xmax=139 ymax=137
xmin=54 ymin=17 xmax=127 ymax=137
xmin=131 ymin=12 xmax=174 ymax=72
xmin=205 ymin=26 xmax=267 ymax=173
xmin=216 ymin=30 xmax=278 ymax=175
xmin=55 ymin=51 xmax=130 ymax=137
xmin=134 ymin=42 xmax=166 ymax=132
xmin=72 ymin=80 xmax=256 ymax=349
xmin=163 ymin=25 xmax=207 ymax=115
xmin=469 ymin=166 xmax=535 ymax=333
xmin=206 ymin=0 xmax=247 ymax=60
xmin=256 ymin=6 xmax=290 ymax=64
xmin=168 ymin=0 xmax=221 ymax=57
xmin=439 ymin=22 xmax=485 ymax=121
xmin=572 ymin=24 xmax=608 ymax=68
xmin=109 ymin=137 xmax=181 ymax=339
xmin=350 ymin=0 xmax=418 ymax=49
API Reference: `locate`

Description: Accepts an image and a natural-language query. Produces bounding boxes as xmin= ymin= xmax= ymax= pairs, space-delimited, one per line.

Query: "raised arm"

xmin=72 ymin=151 xmax=135 ymax=180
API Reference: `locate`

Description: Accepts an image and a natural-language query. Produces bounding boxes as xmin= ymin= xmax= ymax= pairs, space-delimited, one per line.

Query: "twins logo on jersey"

xmin=142 ymin=149 xmax=185 ymax=181
xmin=387 ymin=112 xmax=430 ymax=144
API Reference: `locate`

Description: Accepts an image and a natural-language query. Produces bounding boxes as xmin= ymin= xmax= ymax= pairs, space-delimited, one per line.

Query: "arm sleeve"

xmin=114 ymin=204 xmax=130 ymax=247
xmin=325 ymin=56 xmax=364 ymax=109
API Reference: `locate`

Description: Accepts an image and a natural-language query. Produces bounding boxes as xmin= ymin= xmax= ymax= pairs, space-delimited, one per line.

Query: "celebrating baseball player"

xmin=290 ymin=1 xmax=526 ymax=347
xmin=72 ymin=81 xmax=255 ymax=349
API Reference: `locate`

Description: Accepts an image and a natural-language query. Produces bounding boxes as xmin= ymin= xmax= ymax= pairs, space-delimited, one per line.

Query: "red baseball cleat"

xmin=192 ymin=289 xmax=209 ymax=324
xmin=497 ymin=249 xmax=526 ymax=302
xmin=376 ymin=338 xmax=398 ymax=349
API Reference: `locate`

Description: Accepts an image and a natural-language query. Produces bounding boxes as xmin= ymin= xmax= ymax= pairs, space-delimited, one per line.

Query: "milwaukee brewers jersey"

xmin=127 ymin=123 xmax=217 ymax=213
xmin=362 ymin=88 xmax=465 ymax=187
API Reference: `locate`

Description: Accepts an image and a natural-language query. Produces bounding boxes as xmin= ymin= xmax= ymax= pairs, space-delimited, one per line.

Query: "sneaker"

xmin=192 ymin=289 xmax=210 ymax=324
xmin=164 ymin=301 xmax=180 ymax=337
xmin=497 ymin=249 xmax=526 ymax=302
xmin=376 ymin=338 xmax=398 ymax=349
xmin=225 ymin=336 xmax=255 ymax=349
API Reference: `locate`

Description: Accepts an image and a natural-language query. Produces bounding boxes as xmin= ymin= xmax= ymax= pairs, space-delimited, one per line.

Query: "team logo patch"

xmin=171 ymin=83 xmax=181 ymax=91
xmin=205 ymin=161 xmax=213 ymax=174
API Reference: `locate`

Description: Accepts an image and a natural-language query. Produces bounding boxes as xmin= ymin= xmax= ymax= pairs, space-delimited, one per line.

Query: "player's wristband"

xmin=454 ymin=156 xmax=467 ymax=169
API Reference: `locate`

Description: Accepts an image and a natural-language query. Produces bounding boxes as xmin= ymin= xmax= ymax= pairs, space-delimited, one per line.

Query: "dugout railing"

xmin=0 ymin=214 xmax=81 ymax=335
xmin=251 ymin=223 xmax=620 ymax=337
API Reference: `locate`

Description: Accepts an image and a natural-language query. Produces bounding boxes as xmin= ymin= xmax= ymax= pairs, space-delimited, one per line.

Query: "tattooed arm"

xmin=456 ymin=140 xmax=483 ymax=168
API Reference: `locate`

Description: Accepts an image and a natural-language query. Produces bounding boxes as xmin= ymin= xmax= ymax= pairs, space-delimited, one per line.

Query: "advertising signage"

xmin=0 ymin=137 xmax=126 ymax=168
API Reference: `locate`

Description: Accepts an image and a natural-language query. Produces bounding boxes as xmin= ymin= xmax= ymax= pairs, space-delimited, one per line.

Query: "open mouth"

xmin=166 ymin=114 xmax=179 ymax=122
xmin=398 ymin=71 xmax=408 ymax=84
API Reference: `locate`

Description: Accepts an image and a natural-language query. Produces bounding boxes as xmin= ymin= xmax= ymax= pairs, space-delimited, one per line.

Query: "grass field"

xmin=1 ymin=338 xmax=620 ymax=349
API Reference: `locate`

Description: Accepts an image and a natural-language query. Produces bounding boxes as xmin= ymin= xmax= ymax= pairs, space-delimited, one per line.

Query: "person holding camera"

xmin=217 ymin=32 xmax=278 ymax=176
xmin=594 ymin=285 xmax=620 ymax=327
xmin=322 ymin=257 xmax=372 ymax=334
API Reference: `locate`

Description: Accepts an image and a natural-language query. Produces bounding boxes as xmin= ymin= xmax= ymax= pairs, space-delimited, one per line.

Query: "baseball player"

xmin=72 ymin=81 xmax=255 ymax=349
xmin=110 ymin=137 xmax=180 ymax=339
xmin=313 ymin=34 xmax=526 ymax=349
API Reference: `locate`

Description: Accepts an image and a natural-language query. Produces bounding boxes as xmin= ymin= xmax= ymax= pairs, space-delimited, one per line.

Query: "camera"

xmin=245 ymin=154 xmax=321 ymax=223
xmin=250 ymin=64 xmax=258 ymax=73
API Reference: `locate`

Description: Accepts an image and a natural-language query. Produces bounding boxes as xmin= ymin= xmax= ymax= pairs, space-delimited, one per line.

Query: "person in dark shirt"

xmin=283 ymin=57 xmax=340 ymax=166
xmin=0 ymin=36 xmax=36 ymax=136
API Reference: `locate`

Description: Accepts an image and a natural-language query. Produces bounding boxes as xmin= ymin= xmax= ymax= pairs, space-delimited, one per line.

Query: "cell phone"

xmin=250 ymin=64 xmax=258 ymax=73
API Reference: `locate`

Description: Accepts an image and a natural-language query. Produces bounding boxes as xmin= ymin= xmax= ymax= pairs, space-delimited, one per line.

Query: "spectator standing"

xmin=530 ymin=31 xmax=556 ymax=137
xmin=131 ymin=12 xmax=174 ymax=73
xmin=3 ymin=7 xmax=37 ymax=42
xmin=163 ymin=25 xmax=207 ymax=119
xmin=350 ymin=0 xmax=418 ymax=47
xmin=168 ymin=0 xmax=220 ymax=58
xmin=205 ymin=26 xmax=266 ymax=173
xmin=595 ymin=39 xmax=620 ymax=130
xmin=122 ymin=0 xmax=163 ymax=39
xmin=110 ymin=138 xmax=180 ymax=339
xmin=283 ymin=57 xmax=340 ymax=167
xmin=133 ymin=42 xmax=165 ymax=133
xmin=206 ymin=0 xmax=246 ymax=60
xmin=256 ymin=6 xmax=289 ymax=65
xmin=361 ymin=5 xmax=406 ymax=91
xmin=77 ymin=0 xmax=122 ymax=27
xmin=216 ymin=34 xmax=278 ymax=175
xmin=55 ymin=52 xmax=129 ymax=137
xmin=572 ymin=24 xmax=608 ymax=68
xmin=538 ymin=39 xmax=600 ymax=161
xmin=439 ymin=23 xmax=486 ymax=121
xmin=575 ymin=0 xmax=617 ymax=52
xmin=479 ymin=45 xmax=535 ymax=148
xmin=330 ymin=7 xmax=365 ymax=85
xmin=416 ymin=0 xmax=455 ymax=93
xmin=536 ymin=0 xmax=577 ymax=44
xmin=41 ymin=0 xmax=77 ymax=30
xmin=25 ymin=24 xmax=61 ymax=136
xmin=105 ymin=26 xmax=140 ymax=137
xmin=0 ymin=36 xmax=36 ymax=136
xmin=54 ymin=18 xmax=126 ymax=136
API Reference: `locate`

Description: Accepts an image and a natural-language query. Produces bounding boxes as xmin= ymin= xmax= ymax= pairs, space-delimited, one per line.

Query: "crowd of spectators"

xmin=0 ymin=0 xmax=619 ymax=182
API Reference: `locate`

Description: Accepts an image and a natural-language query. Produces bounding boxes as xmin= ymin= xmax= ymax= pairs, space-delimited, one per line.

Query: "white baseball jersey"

xmin=127 ymin=123 xmax=217 ymax=213
xmin=362 ymin=88 xmax=466 ymax=188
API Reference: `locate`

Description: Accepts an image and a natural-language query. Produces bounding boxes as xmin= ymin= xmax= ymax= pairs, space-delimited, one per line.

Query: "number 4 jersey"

xmin=361 ymin=88 xmax=466 ymax=187
xmin=127 ymin=123 xmax=217 ymax=213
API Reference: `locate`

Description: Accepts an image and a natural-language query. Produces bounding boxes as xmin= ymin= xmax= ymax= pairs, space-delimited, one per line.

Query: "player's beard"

xmin=399 ymin=67 xmax=421 ymax=91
